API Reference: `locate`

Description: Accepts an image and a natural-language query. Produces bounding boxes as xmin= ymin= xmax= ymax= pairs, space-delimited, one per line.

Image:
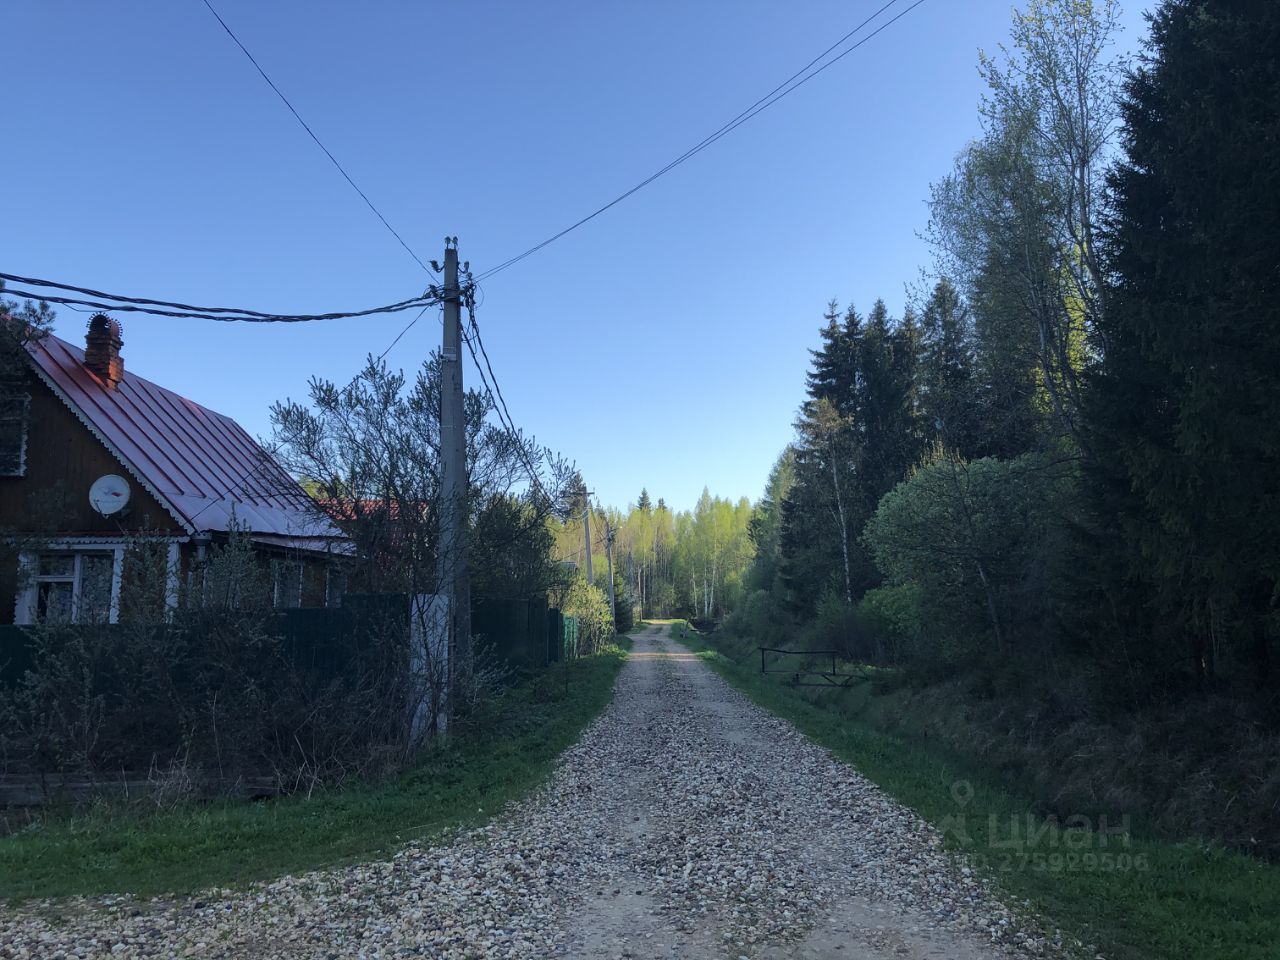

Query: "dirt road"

xmin=552 ymin=625 xmax=1032 ymax=960
xmin=1 ymin=624 xmax=1047 ymax=959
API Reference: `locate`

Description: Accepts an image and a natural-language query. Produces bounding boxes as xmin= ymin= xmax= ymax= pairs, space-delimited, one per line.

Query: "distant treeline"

xmin=556 ymin=488 xmax=754 ymax=622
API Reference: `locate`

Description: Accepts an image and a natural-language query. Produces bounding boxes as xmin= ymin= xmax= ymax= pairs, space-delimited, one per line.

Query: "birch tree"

xmin=928 ymin=0 xmax=1126 ymax=449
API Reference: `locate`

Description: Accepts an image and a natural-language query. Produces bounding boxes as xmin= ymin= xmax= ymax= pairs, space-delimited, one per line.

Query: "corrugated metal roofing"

xmin=27 ymin=332 xmax=342 ymax=543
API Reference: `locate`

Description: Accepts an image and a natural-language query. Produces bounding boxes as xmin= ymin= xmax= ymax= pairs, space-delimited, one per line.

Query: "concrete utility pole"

xmin=604 ymin=520 xmax=617 ymax=634
xmin=582 ymin=489 xmax=594 ymax=585
xmin=437 ymin=239 xmax=470 ymax=704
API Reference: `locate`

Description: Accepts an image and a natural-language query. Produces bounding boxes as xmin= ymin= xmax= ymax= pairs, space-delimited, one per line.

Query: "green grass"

xmin=0 ymin=642 xmax=630 ymax=901
xmin=667 ymin=620 xmax=1280 ymax=960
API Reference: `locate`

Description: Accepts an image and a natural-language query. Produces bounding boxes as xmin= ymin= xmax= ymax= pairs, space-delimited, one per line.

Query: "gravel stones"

xmin=0 ymin=626 xmax=1062 ymax=959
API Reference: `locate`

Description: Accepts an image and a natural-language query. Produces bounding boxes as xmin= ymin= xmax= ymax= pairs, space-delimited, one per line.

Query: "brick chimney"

xmin=84 ymin=313 xmax=124 ymax=386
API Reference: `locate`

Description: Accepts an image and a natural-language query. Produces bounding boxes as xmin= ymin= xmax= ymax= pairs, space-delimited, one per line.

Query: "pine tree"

xmin=747 ymin=447 xmax=795 ymax=596
xmin=1088 ymin=0 xmax=1280 ymax=690
xmin=970 ymin=257 xmax=1046 ymax=458
xmin=889 ymin=305 xmax=922 ymax=473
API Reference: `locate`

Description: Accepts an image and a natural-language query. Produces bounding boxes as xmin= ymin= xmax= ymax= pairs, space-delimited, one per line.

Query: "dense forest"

xmin=745 ymin=0 xmax=1278 ymax=697
xmin=643 ymin=0 xmax=1279 ymax=855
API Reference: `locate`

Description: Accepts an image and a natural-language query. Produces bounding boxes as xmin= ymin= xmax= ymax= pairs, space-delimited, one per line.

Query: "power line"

xmin=4 ymin=270 xmax=438 ymax=528
xmin=463 ymin=323 xmax=550 ymax=506
xmin=465 ymin=288 xmax=521 ymax=463
xmin=374 ymin=303 xmax=433 ymax=364
xmin=461 ymin=7 xmax=934 ymax=512
xmin=172 ymin=284 xmax=543 ymax=538
xmin=0 ymin=272 xmax=439 ymax=323
xmin=457 ymin=279 xmax=557 ymax=509
xmin=197 ymin=0 xmax=435 ymax=276
xmin=477 ymin=0 xmax=925 ymax=282
xmin=183 ymin=300 xmax=441 ymax=529
xmin=2 ymin=261 xmax=440 ymax=525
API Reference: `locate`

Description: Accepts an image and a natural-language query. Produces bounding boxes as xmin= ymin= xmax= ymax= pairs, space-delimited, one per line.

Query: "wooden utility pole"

xmin=438 ymin=239 xmax=470 ymax=703
xmin=582 ymin=489 xmax=594 ymax=584
xmin=604 ymin=520 xmax=617 ymax=634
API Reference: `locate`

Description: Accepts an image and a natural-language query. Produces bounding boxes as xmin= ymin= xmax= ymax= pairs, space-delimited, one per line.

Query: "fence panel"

xmin=547 ymin=608 xmax=564 ymax=663
xmin=564 ymin=615 xmax=580 ymax=660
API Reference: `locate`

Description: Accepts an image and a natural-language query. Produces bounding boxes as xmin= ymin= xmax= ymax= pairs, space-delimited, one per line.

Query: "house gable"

xmin=0 ymin=370 xmax=183 ymax=536
xmin=23 ymin=331 xmax=337 ymax=543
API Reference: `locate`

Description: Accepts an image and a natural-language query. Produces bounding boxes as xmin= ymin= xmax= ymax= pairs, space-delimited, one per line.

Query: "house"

xmin=0 ymin=313 xmax=348 ymax=625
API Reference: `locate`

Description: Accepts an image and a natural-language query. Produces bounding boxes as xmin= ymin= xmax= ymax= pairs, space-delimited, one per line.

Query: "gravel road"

xmin=1 ymin=624 xmax=1060 ymax=959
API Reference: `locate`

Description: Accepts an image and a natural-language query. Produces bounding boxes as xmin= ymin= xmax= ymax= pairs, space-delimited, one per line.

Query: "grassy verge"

xmin=0 ymin=641 xmax=630 ymax=901
xmin=668 ymin=621 xmax=1280 ymax=960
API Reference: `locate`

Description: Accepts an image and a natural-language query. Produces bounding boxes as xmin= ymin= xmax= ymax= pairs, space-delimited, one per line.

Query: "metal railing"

xmin=758 ymin=647 xmax=870 ymax=688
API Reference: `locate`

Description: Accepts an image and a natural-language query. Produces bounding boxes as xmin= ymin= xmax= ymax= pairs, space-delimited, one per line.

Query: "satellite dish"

xmin=89 ymin=474 xmax=131 ymax=516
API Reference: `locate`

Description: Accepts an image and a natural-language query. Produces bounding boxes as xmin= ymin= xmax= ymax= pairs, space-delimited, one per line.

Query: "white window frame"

xmin=15 ymin=547 xmax=122 ymax=625
xmin=13 ymin=539 xmax=182 ymax=625
xmin=273 ymin=559 xmax=304 ymax=609
xmin=0 ymin=392 xmax=30 ymax=478
xmin=324 ymin=565 xmax=348 ymax=608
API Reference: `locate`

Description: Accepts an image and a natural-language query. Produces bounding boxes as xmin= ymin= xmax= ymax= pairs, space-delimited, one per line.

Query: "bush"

xmin=560 ymin=578 xmax=613 ymax=655
xmin=724 ymin=589 xmax=790 ymax=651
xmin=0 ymin=536 xmax=423 ymax=795
xmin=862 ymin=449 xmax=1075 ymax=670
xmin=802 ymin=594 xmax=856 ymax=660
xmin=857 ymin=584 xmax=925 ymax=664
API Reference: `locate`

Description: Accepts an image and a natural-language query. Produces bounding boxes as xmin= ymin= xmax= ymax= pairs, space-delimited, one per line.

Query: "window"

xmin=31 ymin=551 xmax=115 ymax=624
xmin=325 ymin=566 xmax=348 ymax=608
xmin=0 ymin=393 xmax=30 ymax=476
xmin=273 ymin=560 xmax=303 ymax=609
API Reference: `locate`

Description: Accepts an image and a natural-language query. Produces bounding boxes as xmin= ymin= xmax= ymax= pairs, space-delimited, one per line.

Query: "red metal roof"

xmin=27 ymin=332 xmax=342 ymax=544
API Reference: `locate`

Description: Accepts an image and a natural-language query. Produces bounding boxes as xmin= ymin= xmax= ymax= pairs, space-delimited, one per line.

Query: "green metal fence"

xmin=2 ymin=594 xmax=577 ymax=690
xmin=472 ymin=596 xmax=550 ymax=668
xmin=563 ymin=615 xmax=580 ymax=660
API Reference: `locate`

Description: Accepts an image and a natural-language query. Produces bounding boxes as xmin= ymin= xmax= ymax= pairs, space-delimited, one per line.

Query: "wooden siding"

xmin=0 ymin=372 xmax=341 ymax=624
xmin=0 ymin=371 xmax=182 ymax=536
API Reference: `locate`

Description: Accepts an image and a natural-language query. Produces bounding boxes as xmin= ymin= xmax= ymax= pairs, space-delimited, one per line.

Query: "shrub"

xmin=560 ymin=578 xmax=612 ymax=656
xmin=0 ymin=535 xmax=424 ymax=795
xmin=858 ymin=583 xmax=926 ymax=664
xmin=724 ymin=589 xmax=790 ymax=651
xmin=862 ymin=449 xmax=1075 ymax=670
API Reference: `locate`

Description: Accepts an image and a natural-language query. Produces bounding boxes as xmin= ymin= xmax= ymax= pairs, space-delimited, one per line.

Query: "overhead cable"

xmin=459 ymin=279 xmax=558 ymax=508
xmin=0 ymin=272 xmax=439 ymax=323
xmin=183 ymin=299 xmax=442 ymax=527
xmin=197 ymin=0 xmax=436 ymax=276
xmin=477 ymin=0 xmax=926 ymax=281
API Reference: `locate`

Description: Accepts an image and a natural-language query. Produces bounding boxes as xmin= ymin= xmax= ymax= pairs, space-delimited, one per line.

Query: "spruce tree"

xmin=803 ymin=301 xmax=858 ymax=414
xmin=856 ymin=300 xmax=920 ymax=508
xmin=918 ymin=278 xmax=978 ymax=456
xmin=785 ymin=304 xmax=862 ymax=609
xmin=1088 ymin=0 xmax=1280 ymax=691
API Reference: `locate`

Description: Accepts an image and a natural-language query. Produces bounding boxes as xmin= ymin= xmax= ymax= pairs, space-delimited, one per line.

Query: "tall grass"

xmin=0 ymin=643 xmax=630 ymax=901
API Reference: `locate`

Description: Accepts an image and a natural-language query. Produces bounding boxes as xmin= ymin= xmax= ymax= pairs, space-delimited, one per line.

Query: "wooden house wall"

xmin=0 ymin=372 xmax=182 ymax=535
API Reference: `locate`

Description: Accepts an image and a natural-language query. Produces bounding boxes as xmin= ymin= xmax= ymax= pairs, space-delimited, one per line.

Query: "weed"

xmin=0 ymin=648 xmax=628 ymax=901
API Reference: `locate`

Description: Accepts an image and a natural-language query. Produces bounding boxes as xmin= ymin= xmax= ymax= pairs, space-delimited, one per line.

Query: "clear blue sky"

xmin=3 ymin=1 xmax=1150 ymax=513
